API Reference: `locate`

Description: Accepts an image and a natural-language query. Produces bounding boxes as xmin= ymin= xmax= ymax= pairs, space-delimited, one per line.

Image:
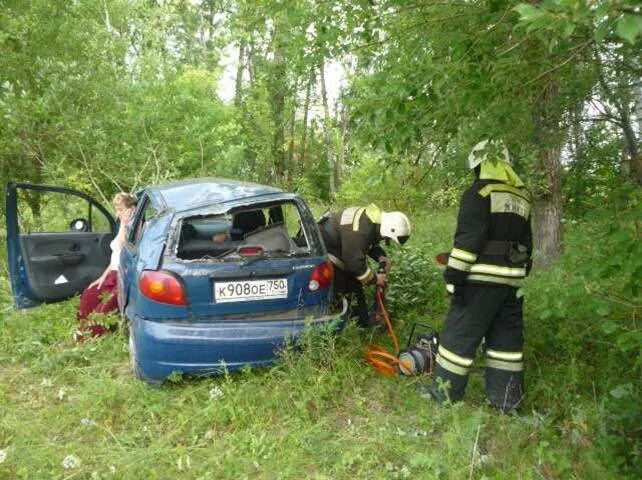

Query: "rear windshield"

xmin=176 ymin=201 xmax=313 ymax=261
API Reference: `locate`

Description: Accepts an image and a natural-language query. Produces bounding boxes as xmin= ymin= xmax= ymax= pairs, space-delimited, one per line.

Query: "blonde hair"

xmin=112 ymin=192 xmax=137 ymax=209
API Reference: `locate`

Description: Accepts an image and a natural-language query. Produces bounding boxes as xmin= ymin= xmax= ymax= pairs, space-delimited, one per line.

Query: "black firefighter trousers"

xmin=429 ymin=283 xmax=525 ymax=412
xmin=333 ymin=267 xmax=370 ymax=327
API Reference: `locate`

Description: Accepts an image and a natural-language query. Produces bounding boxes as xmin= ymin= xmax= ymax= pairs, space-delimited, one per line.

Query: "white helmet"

xmin=380 ymin=211 xmax=411 ymax=245
xmin=467 ymin=139 xmax=511 ymax=169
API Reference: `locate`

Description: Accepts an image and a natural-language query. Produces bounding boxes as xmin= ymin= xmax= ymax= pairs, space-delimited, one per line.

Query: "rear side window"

xmin=176 ymin=201 xmax=312 ymax=261
xmin=129 ymin=197 xmax=158 ymax=245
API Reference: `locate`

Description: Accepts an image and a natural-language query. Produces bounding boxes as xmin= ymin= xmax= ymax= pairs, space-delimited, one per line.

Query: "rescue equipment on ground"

xmin=397 ymin=323 xmax=439 ymax=376
xmin=364 ymin=261 xmax=402 ymax=375
xmin=364 ymin=261 xmax=440 ymax=376
xmin=367 ymin=262 xmax=387 ymax=326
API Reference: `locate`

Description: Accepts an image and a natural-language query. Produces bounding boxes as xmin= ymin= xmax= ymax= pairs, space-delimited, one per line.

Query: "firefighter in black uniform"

xmin=319 ymin=205 xmax=411 ymax=326
xmin=425 ymin=140 xmax=532 ymax=412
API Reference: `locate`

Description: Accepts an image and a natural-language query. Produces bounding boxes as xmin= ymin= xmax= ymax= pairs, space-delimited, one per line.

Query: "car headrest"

xmin=232 ymin=210 xmax=266 ymax=234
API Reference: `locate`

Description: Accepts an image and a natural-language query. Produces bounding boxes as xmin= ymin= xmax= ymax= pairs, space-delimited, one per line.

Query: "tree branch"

xmin=77 ymin=145 xmax=111 ymax=205
xmin=524 ymin=40 xmax=593 ymax=87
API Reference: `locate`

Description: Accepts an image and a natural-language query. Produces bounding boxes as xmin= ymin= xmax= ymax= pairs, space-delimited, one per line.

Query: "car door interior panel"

xmin=6 ymin=181 xmax=117 ymax=307
xmin=18 ymin=232 xmax=114 ymax=301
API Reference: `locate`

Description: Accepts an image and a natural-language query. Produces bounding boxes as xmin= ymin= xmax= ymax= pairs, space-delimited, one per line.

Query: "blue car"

xmin=6 ymin=179 xmax=347 ymax=382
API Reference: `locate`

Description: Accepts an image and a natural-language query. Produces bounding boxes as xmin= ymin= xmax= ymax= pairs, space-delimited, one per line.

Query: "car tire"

xmin=129 ymin=332 xmax=161 ymax=387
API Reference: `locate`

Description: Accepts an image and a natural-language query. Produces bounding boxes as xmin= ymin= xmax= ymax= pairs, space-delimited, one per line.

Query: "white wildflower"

xmin=209 ymin=385 xmax=223 ymax=400
xmin=81 ymin=417 xmax=91 ymax=426
xmin=399 ymin=466 xmax=411 ymax=478
xmin=109 ymin=465 xmax=116 ymax=474
xmin=56 ymin=388 xmax=66 ymax=401
xmin=41 ymin=378 xmax=53 ymax=388
xmin=0 ymin=448 xmax=7 ymax=464
xmin=62 ymin=454 xmax=81 ymax=469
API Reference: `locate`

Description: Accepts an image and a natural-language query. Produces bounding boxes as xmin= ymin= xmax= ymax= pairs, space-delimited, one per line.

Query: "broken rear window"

xmin=176 ymin=201 xmax=311 ymax=260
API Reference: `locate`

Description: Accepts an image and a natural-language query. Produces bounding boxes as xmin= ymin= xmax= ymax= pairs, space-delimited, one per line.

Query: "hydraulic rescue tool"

xmin=364 ymin=261 xmax=440 ymax=376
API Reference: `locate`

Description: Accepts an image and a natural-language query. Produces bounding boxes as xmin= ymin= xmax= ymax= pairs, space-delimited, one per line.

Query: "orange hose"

xmin=364 ymin=289 xmax=409 ymax=375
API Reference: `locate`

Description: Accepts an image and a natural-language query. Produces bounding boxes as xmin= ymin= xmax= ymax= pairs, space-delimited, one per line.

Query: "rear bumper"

xmin=129 ymin=299 xmax=348 ymax=381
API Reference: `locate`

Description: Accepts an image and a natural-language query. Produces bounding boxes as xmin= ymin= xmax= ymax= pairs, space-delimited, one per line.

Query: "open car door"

xmin=6 ymin=182 xmax=117 ymax=309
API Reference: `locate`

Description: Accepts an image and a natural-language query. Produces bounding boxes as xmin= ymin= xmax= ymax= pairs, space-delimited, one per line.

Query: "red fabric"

xmin=76 ymin=270 xmax=118 ymax=339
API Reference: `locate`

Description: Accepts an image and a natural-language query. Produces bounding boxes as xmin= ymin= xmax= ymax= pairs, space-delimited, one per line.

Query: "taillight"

xmin=139 ymin=270 xmax=187 ymax=305
xmin=309 ymin=261 xmax=333 ymax=291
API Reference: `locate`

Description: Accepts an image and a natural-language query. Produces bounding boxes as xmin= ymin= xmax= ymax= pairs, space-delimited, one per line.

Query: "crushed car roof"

xmin=147 ymin=178 xmax=286 ymax=211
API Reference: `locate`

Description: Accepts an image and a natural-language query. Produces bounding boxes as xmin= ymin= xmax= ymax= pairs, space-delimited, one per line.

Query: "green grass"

xmin=0 ymin=210 xmax=638 ymax=479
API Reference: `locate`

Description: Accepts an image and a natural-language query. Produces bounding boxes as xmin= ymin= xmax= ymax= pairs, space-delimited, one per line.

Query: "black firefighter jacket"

xmin=444 ymin=179 xmax=533 ymax=288
xmin=321 ymin=205 xmax=386 ymax=284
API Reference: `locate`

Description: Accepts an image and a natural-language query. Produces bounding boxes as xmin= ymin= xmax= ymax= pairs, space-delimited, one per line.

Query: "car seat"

xmin=230 ymin=210 xmax=266 ymax=240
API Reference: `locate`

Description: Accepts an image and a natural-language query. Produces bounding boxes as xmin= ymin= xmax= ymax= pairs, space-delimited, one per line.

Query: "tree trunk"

xmin=24 ymin=149 xmax=44 ymax=229
xmin=285 ymin=78 xmax=299 ymax=183
xmin=337 ymin=102 xmax=350 ymax=188
xmin=319 ymin=60 xmax=336 ymax=196
xmin=595 ymin=50 xmax=641 ymax=185
xmin=247 ymin=41 xmax=255 ymax=86
xmin=269 ymin=43 xmax=286 ymax=180
xmin=532 ymin=79 xmax=563 ymax=269
xmin=234 ymin=40 xmax=245 ymax=107
xmin=300 ymin=68 xmax=314 ymax=171
xmin=621 ymin=106 xmax=641 ymax=186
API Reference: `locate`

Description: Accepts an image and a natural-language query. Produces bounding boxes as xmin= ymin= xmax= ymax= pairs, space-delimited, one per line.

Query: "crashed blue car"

xmin=6 ymin=179 xmax=346 ymax=382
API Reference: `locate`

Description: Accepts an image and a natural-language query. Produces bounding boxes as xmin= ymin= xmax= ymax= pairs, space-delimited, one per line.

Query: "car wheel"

xmin=128 ymin=331 xmax=161 ymax=387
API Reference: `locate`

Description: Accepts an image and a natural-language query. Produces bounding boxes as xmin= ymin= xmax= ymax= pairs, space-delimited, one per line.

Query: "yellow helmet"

xmin=467 ymin=139 xmax=510 ymax=169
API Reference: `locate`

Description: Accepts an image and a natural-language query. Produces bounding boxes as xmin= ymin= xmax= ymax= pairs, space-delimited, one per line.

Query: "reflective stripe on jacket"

xmin=320 ymin=204 xmax=385 ymax=284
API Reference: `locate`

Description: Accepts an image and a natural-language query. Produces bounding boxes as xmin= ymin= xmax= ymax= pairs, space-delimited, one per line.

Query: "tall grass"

xmin=0 ymin=205 xmax=639 ymax=479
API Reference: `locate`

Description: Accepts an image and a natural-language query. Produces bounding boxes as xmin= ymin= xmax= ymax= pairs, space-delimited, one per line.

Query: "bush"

xmin=524 ymin=185 xmax=641 ymax=474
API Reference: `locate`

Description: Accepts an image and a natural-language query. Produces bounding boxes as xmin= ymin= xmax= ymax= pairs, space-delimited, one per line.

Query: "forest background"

xmin=0 ymin=0 xmax=640 ymax=478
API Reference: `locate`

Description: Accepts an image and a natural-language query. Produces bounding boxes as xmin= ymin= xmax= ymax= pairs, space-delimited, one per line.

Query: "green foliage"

xmin=336 ymin=155 xmax=465 ymax=213
xmin=515 ymin=1 xmax=642 ymax=45
xmin=524 ymin=186 xmax=641 ymax=474
xmin=0 ymin=0 xmax=237 ymax=209
xmin=563 ymin=123 xmax=624 ymax=216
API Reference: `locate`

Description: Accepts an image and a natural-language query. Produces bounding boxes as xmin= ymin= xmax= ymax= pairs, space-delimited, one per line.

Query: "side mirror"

xmin=69 ymin=218 xmax=89 ymax=232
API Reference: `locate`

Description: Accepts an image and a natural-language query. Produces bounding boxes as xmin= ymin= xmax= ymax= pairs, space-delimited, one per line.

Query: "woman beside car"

xmin=75 ymin=192 xmax=137 ymax=340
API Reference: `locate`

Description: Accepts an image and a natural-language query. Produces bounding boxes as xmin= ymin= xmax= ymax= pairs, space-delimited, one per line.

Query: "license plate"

xmin=214 ymin=279 xmax=288 ymax=303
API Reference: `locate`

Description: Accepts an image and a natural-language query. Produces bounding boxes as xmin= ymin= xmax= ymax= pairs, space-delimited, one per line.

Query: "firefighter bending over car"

xmin=319 ymin=205 xmax=411 ymax=327
xmin=422 ymin=139 xmax=532 ymax=413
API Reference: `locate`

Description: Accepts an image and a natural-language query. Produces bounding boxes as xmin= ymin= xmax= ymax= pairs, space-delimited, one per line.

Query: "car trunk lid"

xmin=166 ymin=256 xmax=331 ymax=319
